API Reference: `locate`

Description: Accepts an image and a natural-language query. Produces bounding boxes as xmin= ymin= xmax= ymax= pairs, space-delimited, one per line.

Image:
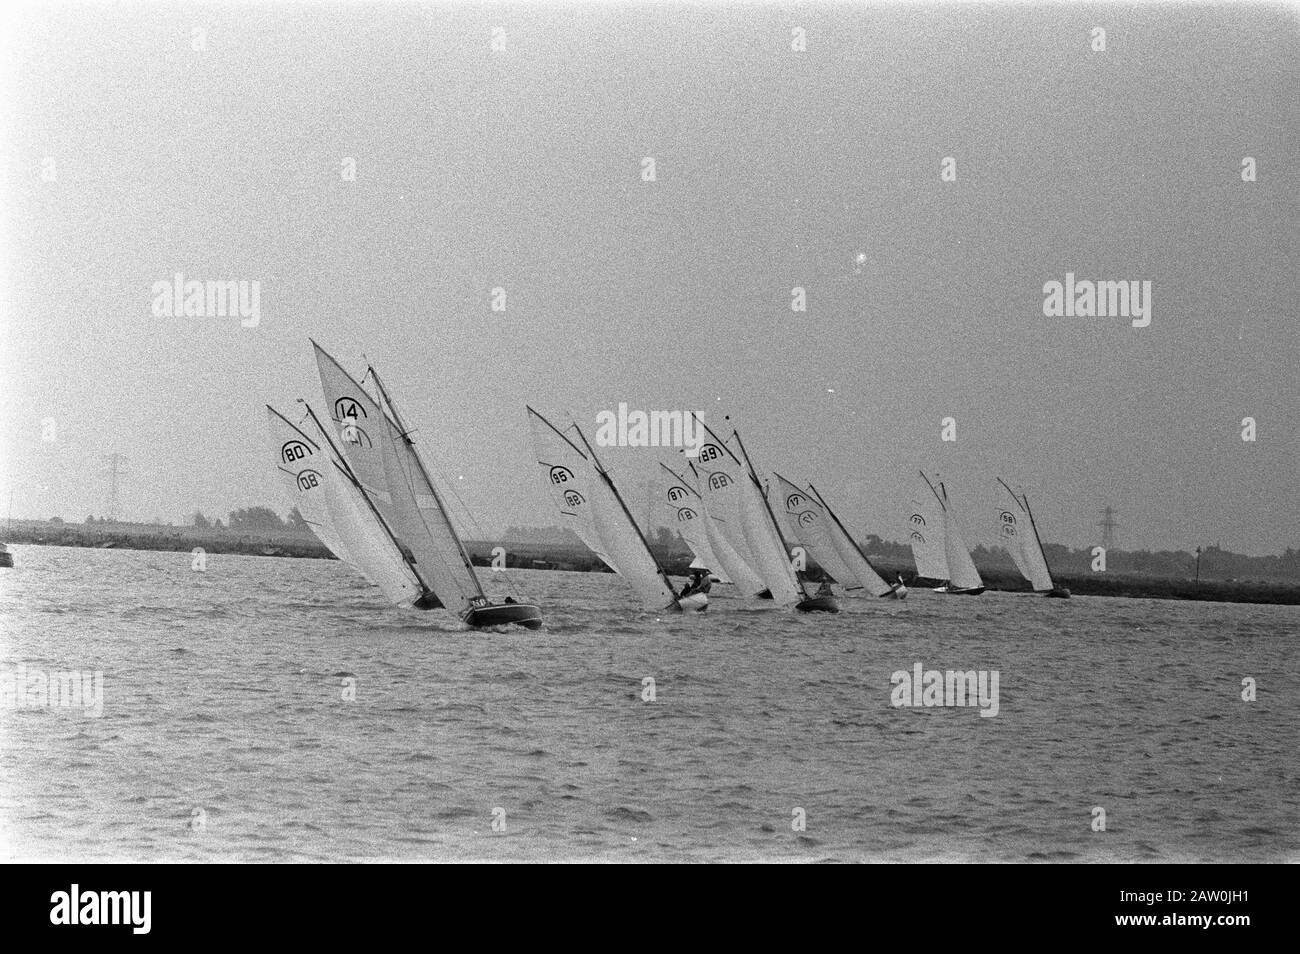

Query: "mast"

xmin=731 ymin=428 xmax=808 ymax=598
xmin=806 ymin=482 xmax=887 ymax=575
xmin=920 ymin=470 xmax=946 ymax=510
xmin=368 ymin=365 xmax=485 ymax=600
xmin=527 ymin=405 xmax=590 ymax=460
xmin=569 ymin=418 xmax=678 ymax=597
xmin=296 ymin=402 xmax=432 ymax=599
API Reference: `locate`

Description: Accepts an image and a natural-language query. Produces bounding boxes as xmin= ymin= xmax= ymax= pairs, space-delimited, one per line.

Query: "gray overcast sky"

xmin=1 ymin=1 xmax=1297 ymax=554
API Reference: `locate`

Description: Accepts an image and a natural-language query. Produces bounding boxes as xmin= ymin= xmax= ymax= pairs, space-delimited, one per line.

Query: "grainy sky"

xmin=1 ymin=1 xmax=1297 ymax=554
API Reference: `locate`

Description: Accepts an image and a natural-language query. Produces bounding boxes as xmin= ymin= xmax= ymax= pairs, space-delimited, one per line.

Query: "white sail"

xmin=660 ymin=462 xmax=768 ymax=590
xmin=581 ymin=446 xmax=679 ymax=609
xmin=691 ymin=437 xmax=756 ymax=574
xmin=995 ymin=507 xmax=1035 ymax=580
xmin=670 ymin=460 xmax=767 ymax=594
xmin=660 ymin=469 xmax=727 ymax=580
xmin=324 ymin=462 xmax=425 ymax=606
xmin=940 ymin=490 xmax=983 ymax=590
xmin=774 ymin=475 xmax=858 ymax=588
xmin=802 ymin=482 xmax=895 ymax=597
xmin=906 ymin=498 xmax=949 ymax=580
xmin=374 ymin=382 xmax=481 ymax=611
xmin=266 ymin=406 xmax=349 ymax=564
xmin=266 ymin=405 xmax=422 ymax=606
xmin=313 ymin=343 xmax=480 ymax=612
xmin=996 ymin=484 xmax=1054 ymax=591
xmin=527 ymin=407 xmax=620 ymax=574
xmin=704 ymin=430 xmax=805 ymax=606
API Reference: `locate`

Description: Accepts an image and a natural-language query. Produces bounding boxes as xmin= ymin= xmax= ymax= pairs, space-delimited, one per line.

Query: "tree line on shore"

xmin=12 ymin=509 xmax=1300 ymax=584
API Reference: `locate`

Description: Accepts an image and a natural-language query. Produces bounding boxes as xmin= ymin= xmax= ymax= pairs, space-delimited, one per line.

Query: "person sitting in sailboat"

xmin=679 ymin=568 xmax=712 ymax=599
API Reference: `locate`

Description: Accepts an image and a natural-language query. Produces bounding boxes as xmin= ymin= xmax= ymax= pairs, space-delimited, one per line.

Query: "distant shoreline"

xmin=5 ymin=523 xmax=1298 ymax=606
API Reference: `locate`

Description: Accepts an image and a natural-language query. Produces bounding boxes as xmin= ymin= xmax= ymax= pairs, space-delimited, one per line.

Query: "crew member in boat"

xmin=815 ymin=579 xmax=834 ymax=598
xmin=679 ymin=568 xmax=711 ymax=599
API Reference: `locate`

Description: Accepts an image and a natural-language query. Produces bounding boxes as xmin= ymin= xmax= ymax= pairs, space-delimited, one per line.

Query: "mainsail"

xmin=695 ymin=421 xmax=803 ymax=605
xmin=527 ymin=407 xmax=620 ymax=573
xmin=774 ymin=474 xmax=859 ymax=588
xmin=313 ymin=342 xmax=483 ymax=613
xmin=528 ymin=408 xmax=677 ymax=609
xmin=266 ymin=404 xmax=423 ymax=606
xmin=804 ymin=482 xmax=896 ymax=597
xmin=942 ymin=505 xmax=983 ymax=590
xmin=996 ymin=480 xmax=1055 ymax=591
xmin=571 ymin=423 xmax=679 ymax=609
xmin=689 ymin=434 xmax=755 ymax=573
xmin=667 ymin=462 xmax=766 ymax=594
xmin=906 ymin=497 xmax=949 ymax=580
xmin=658 ymin=464 xmax=724 ymax=577
xmin=266 ymin=405 xmax=349 ymax=562
xmin=922 ymin=474 xmax=983 ymax=590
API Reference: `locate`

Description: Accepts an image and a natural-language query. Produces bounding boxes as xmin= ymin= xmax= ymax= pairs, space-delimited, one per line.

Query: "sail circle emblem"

xmin=667 ymin=486 xmax=690 ymax=502
xmin=280 ymin=440 xmax=312 ymax=464
xmin=563 ymin=490 xmax=586 ymax=508
xmin=698 ymin=443 xmax=722 ymax=463
xmin=549 ymin=465 xmax=574 ymax=486
xmin=797 ymin=511 xmax=816 ymax=527
xmin=910 ymin=530 xmax=927 ymax=544
xmin=296 ymin=469 xmax=322 ymax=491
xmin=785 ymin=492 xmax=808 ymax=510
xmin=910 ymin=513 xmax=926 ymax=526
xmin=333 ymin=397 xmax=367 ymax=420
xmin=707 ymin=472 xmax=731 ymax=491
xmin=676 ymin=507 xmax=697 ymax=521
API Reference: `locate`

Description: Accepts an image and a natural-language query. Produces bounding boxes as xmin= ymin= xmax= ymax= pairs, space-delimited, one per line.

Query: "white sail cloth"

xmin=265 ymin=406 xmax=421 ymax=606
xmin=313 ymin=343 xmax=480 ymax=612
xmin=906 ymin=498 xmax=949 ymax=580
xmin=995 ymin=487 xmax=1054 ymax=591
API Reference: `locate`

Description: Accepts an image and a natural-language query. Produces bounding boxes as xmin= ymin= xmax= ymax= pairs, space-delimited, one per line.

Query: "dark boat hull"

xmin=462 ymin=603 xmax=543 ymax=630
xmin=0 ymin=552 xmax=12 ymax=569
xmin=1042 ymin=587 xmax=1071 ymax=599
xmin=945 ymin=586 xmax=985 ymax=596
xmin=796 ymin=595 xmax=840 ymax=613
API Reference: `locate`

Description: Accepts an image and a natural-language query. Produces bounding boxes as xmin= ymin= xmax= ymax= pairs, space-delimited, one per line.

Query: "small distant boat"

xmin=995 ymin=478 xmax=1071 ymax=598
xmin=693 ymin=419 xmax=837 ymax=613
xmin=913 ymin=472 xmax=985 ymax=596
xmin=529 ymin=408 xmax=702 ymax=612
xmin=0 ymin=543 xmax=12 ymax=568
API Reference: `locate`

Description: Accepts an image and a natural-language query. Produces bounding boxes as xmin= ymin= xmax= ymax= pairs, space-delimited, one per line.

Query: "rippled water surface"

xmin=1 ymin=545 xmax=1296 ymax=862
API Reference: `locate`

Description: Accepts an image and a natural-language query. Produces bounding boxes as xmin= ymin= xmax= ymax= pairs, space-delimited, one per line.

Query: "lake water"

xmin=1 ymin=545 xmax=1296 ymax=862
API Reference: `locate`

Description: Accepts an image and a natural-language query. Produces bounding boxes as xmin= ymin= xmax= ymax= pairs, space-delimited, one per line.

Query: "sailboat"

xmin=694 ymin=419 xmax=837 ymax=612
xmin=905 ymin=497 xmax=948 ymax=587
xmin=267 ymin=404 xmax=426 ymax=607
xmin=995 ymin=478 xmax=1071 ymax=598
xmin=659 ymin=461 xmax=770 ymax=595
xmin=918 ymin=472 xmax=985 ymax=595
xmin=775 ymin=476 xmax=907 ymax=599
xmin=528 ymin=408 xmax=702 ymax=612
xmin=311 ymin=342 xmax=543 ymax=629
